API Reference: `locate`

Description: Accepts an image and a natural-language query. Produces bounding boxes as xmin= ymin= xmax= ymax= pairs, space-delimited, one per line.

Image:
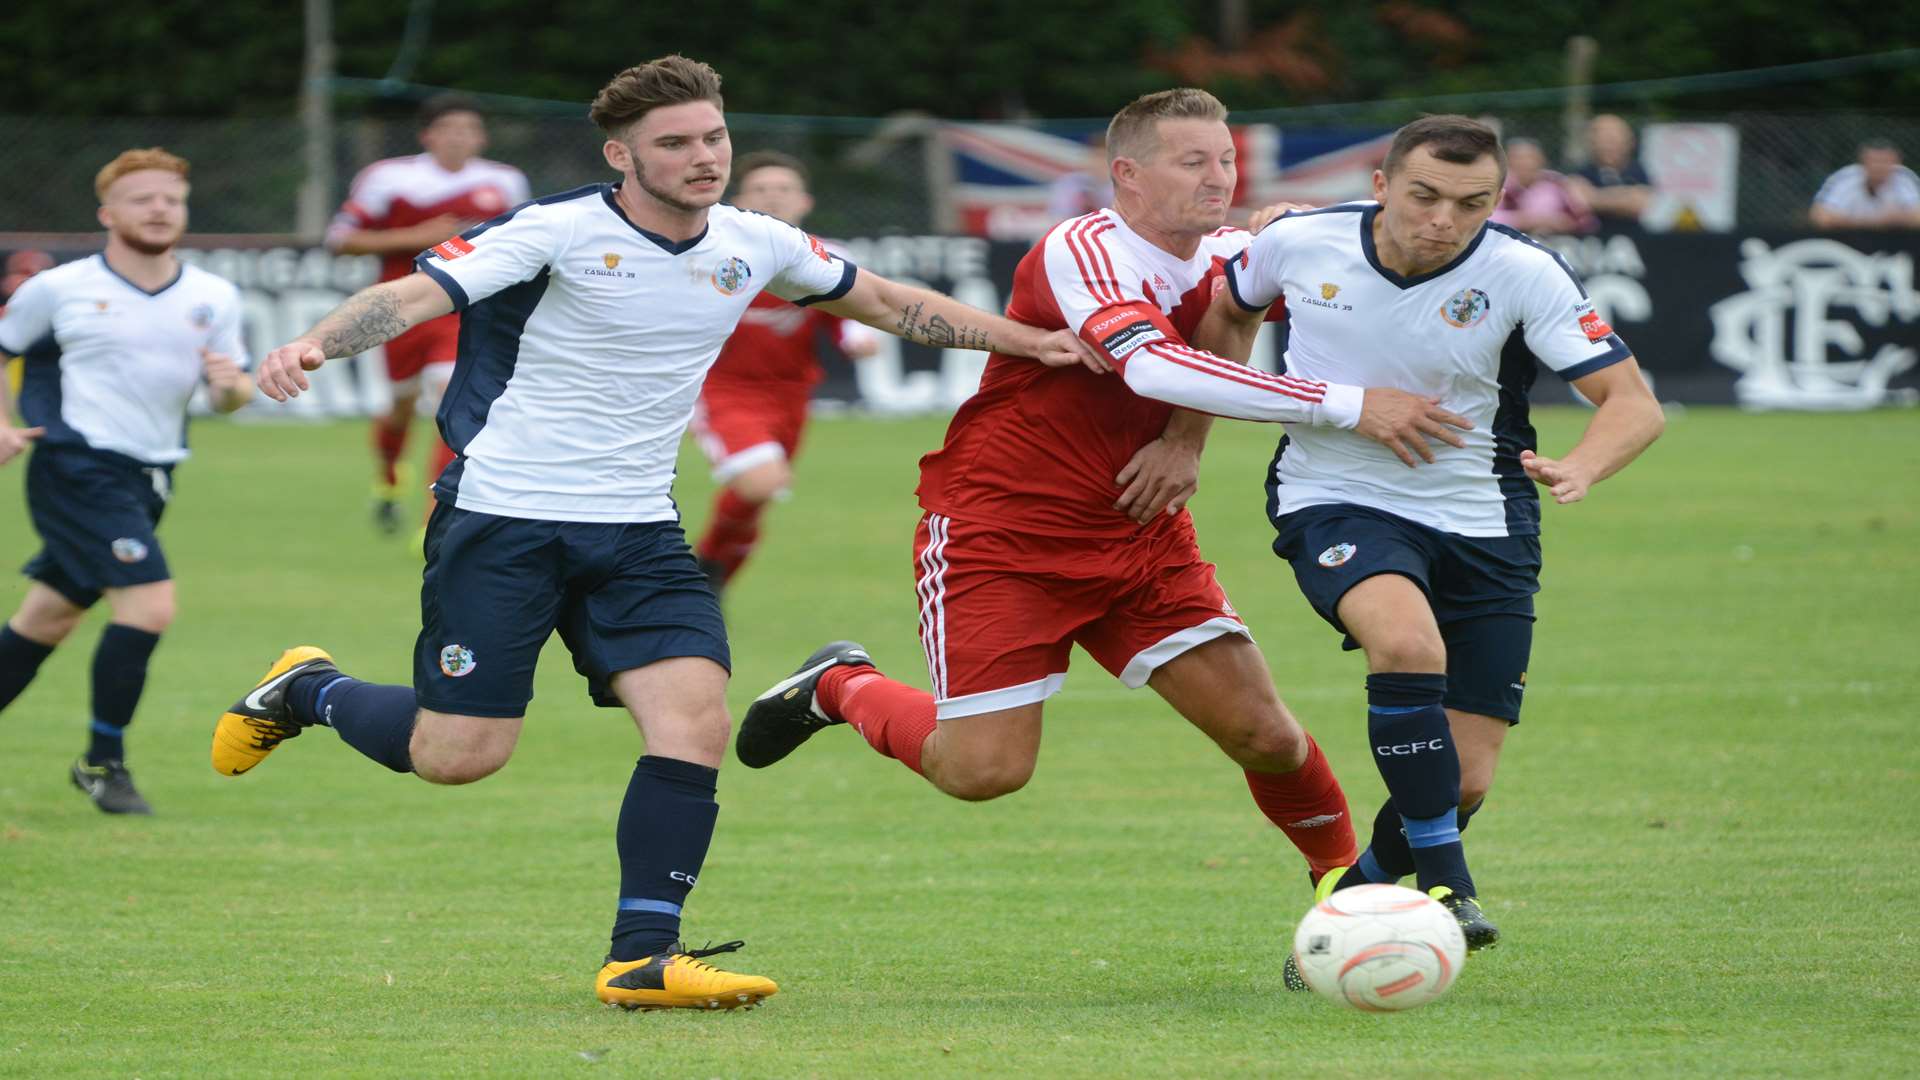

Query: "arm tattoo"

xmin=314 ymin=284 xmax=409 ymax=357
xmin=896 ymin=302 xmax=992 ymax=351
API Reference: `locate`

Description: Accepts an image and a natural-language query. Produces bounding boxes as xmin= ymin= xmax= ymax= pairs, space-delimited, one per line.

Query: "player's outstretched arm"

xmin=1521 ymin=357 xmax=1664 ymax=504
xmin=256 ymin=273 xmax=455 ymax=402
xmin=816 ymin=269 xmax=1108 ymax=373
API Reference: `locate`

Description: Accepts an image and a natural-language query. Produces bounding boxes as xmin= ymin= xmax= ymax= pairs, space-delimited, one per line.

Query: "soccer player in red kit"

xmin=326 ymin=94 xmax=529 ymax=534
xmin=738 ymin=89 xmax=1472 ymax=892
xmin=691 ymin=151 xmax=877 ymax=590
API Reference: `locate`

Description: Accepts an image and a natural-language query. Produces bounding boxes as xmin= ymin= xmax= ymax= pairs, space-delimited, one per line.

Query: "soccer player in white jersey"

xmin=207 ymin=56 xmax=1097 ymax=1012
xmin=0 ymin=148 xmax=254 ymax=815
xmin=1206 ymin=115 xmax=1665 ymax=964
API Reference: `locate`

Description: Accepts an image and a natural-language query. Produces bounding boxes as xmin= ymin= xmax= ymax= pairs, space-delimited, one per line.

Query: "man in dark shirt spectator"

xmin=1569 ymin=114 xmax=1653 ymax=225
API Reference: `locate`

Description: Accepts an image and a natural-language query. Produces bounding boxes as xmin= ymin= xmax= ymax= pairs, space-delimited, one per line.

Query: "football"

xmin=1291 ymin=884 xmax=1468 ymax=1011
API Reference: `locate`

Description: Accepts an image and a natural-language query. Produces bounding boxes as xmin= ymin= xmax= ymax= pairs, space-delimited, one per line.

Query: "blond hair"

xmin=95 ymin=147 xmax=190 ymax=200
xmin=589 ymin=55 xmax=724 ymax=139
xmin=1106 ymin=88 xmax=1228 ymax=163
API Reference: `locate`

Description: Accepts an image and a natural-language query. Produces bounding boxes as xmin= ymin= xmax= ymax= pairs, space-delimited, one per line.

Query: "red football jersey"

xmin=917 ymin=212 xmax=1306 ymax=539
xmin=326 ymin=154 xmax=530 ymax=283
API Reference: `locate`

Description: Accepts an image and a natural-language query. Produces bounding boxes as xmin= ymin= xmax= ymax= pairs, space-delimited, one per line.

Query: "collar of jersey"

xmin=600 ymin=184 xmax=709 ymax=255
xmin=1357 ymin=205 xmax=1488 ymax=290
xmin=95 ymin=252 xmax=184 ymax=297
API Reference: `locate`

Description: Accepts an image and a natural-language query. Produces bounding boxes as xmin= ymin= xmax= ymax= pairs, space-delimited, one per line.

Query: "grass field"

xmin=1 ymin=406 xmax=1916 ymax=1078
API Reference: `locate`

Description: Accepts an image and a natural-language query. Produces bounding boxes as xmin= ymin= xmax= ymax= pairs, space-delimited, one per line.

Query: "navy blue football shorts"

xmin=1272 ymin=502 xmax=1539 ymax=723
xmin=21 ymin=445 xmax=173 ymax=608
xmin=414 ymin=503 xmax=731 ymax=718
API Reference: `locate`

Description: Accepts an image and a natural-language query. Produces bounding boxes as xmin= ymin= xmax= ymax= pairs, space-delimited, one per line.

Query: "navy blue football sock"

xmin=295 ymin=672 xmax=417 ymax=773
xmin=1362 ymin=797 xmax=1484 ymax=881
xmin=610 ymin=755 xmax=720 ymax=963
xmin=86 ymin=624 xmax=161 ymax=764
xmin=1365 ymin=672 xmax=1474 ymax=896
xmin=0 ymin=624 xmax=56 ymax=715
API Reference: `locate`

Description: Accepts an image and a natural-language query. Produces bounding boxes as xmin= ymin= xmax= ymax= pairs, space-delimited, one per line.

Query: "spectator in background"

xmin=1045 ymin=133 xmax=1113 ymax=222
xmin=1811 ymin=141 xmax=1920 ymax=229
xmin=326 ymin=94 xmax=529 ymax=538
xmin=1 ymin=250 xmax=55 ymax=313
xmin=1569 ymin=114 xmax=1653 ymax=224
xmin=1492 ymin=138 xmax=1596 ymax=236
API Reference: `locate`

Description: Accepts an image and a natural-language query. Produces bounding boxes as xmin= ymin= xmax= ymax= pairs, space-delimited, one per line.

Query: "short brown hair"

xmin=95 ymin=147 xmax=189 ymax=201
xmin=589 ymin=55 xmax=725 ymax=139
xmin=732 ymin=150 xmax=808 ymax=189
xmin=1383 ymin=115 xmax=1506 ymax=180
xmin=1106 ymin=88 xmax=1228 ymax=164
xmin=419 ymin=92 xmax=484 ymax=129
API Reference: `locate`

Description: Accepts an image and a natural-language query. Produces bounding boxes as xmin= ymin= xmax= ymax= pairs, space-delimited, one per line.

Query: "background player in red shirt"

xmin=738 ymin=90 xmax=1470 ymax=894
xmin=691 ymin=151 xmax=878 ymax=591
xmin=325 ymin=94 xmax=529 ymax=536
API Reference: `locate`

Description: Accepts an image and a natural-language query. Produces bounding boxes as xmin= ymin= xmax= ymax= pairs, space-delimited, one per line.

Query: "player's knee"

xmin=940 ymin=756 xmax=1034 ymax=801
xmin=410 ymin=717 xmax=518 ymax=785
xmin=1228 ymin=713 xmax=1309 ymax=771
xmin=110 ymin=586 xmax=176 ymax=634
xmin=730 ymin=463 xmax=790 ymax=504
xmin=13 ymin=607 xmax=83 ymax=645
xmin=1364 ymin=630 xmax=1446 ymax=674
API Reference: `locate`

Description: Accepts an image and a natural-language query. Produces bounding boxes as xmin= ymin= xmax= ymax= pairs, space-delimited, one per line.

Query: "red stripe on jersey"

xmin=1064 ymin=216 xmax=1123 ymax=307
xmin=1143 ymin=343 xmax=1326 ymax=403
xmin=1082 ymin=221 xmax=1127 ymax=305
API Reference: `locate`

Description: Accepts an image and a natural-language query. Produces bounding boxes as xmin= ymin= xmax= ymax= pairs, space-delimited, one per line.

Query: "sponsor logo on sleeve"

xmin=1578 ymin=307 xmax=1614 ymax=342
xmin=807 ymin=234 xmax=833 ymax=263
xmin=1098 ymin=319 xmax=1166 ymax=360
xmin=431 ymin=236 xmax=474 ymax=261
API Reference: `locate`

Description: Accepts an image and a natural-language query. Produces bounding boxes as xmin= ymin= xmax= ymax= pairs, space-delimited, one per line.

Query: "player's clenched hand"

xmin=1354 ymin=388 xmax=1473 ymax=467
xmin=1520 ymin=449 xmax=1594 ymax=504
xmin=200 ymin=348 xmax=246 ymax=391
xmin=0 ymin=424 xmax=44 ymax=466
xmin=1114 ymin=436 xmax=1201 ymax=523
xmin=256 ymin=340 xmax=328 ymax=402
xmin=1035 ymin=329 xmax=1111 ymax=374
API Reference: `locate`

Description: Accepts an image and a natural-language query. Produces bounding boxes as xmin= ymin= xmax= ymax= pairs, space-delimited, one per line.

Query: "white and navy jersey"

xmin=1227 ymin=201 xmax=1632 ymax=537
xmin=0 ymin=255 xmax=248 ymax=466
xmin=414 ymin=184 xmax=856 ymax=524
xmin=1812 ymin=163 xmax=1920 ymax=219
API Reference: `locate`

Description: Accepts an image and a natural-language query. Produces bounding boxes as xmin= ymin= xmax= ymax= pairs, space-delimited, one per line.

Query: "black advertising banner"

xmin=9 ymin=230 xmax=1916 ymax=412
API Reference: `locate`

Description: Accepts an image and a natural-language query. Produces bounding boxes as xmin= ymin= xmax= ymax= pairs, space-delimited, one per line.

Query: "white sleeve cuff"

xmin=1317 ymin=382 xmax=1364 ymax=430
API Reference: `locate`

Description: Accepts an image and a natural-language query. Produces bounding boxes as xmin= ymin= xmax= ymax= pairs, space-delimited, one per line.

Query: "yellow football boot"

xmin=596 ymin=940 xmax=778 ymax=1011
xmin=211 ymin=646 xmax=338 ymax=776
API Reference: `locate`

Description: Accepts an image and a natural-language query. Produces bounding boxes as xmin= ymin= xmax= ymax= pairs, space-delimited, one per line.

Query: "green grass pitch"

xmin=1 ymin=406 xmax=1915 ymax=1078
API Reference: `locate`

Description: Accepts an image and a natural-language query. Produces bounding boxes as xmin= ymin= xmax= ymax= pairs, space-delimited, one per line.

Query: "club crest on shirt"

xmin=1320 ymin=282 xmax=1340 ymax=301
xmin=110 ymin=537 xmax=149 ymax=564
xmin=1317 ymin=542 xmax=1357 ymax=568
xmin=439 ymin=644 xmax=476 ymax=678
xmin=603 ymin=253 xmax=622 ymax=270
xmin=711 ymin=256 xmax=752 ymax=296
xmin=188 ymin=303 xmax=214 ymax=329
xmin=1440 ymin=287 xmax=1490 ymax=328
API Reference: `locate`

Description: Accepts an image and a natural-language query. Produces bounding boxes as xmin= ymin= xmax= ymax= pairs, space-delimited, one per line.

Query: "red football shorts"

xmin=912 ymin=511 xmax=1250 ymax=719
xmin=691 ymin=385 xmax=810 ymax=482
xmin=383 ymin=312 xmax=460 ymax=385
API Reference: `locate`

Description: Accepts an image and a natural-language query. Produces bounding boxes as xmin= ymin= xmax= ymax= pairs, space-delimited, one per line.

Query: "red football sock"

xmin=695 ymin=489 xmax=765 ymax=582
xmin=1244 ymin=736 xmax=1359 ymax=878
xmin=818 ymin=666 xmax=935 ymax=776
xmin=372 ymin=422 xmax=409 ymax=488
